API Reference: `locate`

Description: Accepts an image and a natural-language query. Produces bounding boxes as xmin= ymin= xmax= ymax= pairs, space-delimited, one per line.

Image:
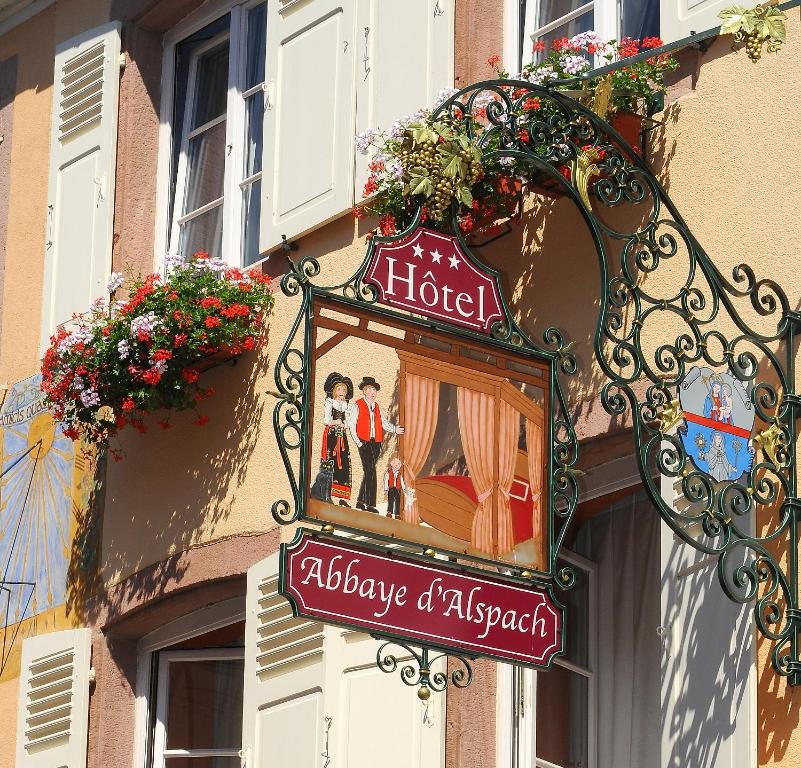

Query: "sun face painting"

xmin=1 ymin=374 xmax=74 ymax=636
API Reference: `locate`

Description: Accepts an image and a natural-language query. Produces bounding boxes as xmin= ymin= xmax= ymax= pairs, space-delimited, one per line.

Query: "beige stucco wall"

xmin=0 ymin=0 xmax=800 ymax=764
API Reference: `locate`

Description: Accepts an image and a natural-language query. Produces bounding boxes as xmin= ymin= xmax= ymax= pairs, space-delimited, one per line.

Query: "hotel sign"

xmin=364 ymin=227 xmax=504 ymax=333
xmin=282 ymin=532 xmax=563 ymax=667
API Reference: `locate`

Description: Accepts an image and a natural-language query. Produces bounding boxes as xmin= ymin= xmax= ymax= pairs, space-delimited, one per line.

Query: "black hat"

xmin=358 ymin=376 xmax=381 ymax=391
xmin=323 ymin=372 xmax=354 ymax=399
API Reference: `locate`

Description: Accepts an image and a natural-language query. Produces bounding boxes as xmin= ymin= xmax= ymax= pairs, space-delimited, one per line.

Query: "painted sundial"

xmin=678 ymin=367 xmax=755 ymax=483
xmin=1 ymin=374 xmax=74 ymax=655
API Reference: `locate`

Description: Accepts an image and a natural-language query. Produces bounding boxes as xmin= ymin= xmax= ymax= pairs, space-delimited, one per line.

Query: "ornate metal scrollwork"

xmin=271 ymin=77 xmax=800 ymax=686
xmin=433 ymin=79 xmax=801 ymax=683
xmin=376 ymin=639 xmax=474 ymax=700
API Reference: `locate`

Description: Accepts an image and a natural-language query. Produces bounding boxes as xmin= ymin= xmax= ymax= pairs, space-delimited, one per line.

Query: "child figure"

xmin=383 ymin=456 xmax=407 ymax=519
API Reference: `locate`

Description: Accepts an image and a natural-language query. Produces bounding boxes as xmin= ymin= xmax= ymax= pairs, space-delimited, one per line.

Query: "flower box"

xmin=41 ymin=256 xmax=274 ymax=449
xmin=609 ymin=111 xmax=644 ymax=154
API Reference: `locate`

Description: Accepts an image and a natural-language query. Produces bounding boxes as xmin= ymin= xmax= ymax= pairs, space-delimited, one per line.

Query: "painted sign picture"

xmin=678 ymin=367 xmax=755 ymax=482
xmin=307 ymin=300 xmax=549 ymax=571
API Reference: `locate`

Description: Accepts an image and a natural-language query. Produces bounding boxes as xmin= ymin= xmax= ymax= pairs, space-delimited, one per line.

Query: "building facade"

xmin=0 ymin=0 xmax=800 ymax=767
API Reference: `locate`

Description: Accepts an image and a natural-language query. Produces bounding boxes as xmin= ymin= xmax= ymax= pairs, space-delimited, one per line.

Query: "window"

xmin=533 ymin=552 xmax=596 ymax=768
xmin=498 ymin=549 xmax=596 ymax=768
xmin=159 ymin=0 xmax=454 ymax=267
xmin=164 ymin=2 xmax=266 ymax=267
xmin=511 ymin=0 xmax=659 ymax=70
xmin=151 ymin=625 xmax=246 ymax=768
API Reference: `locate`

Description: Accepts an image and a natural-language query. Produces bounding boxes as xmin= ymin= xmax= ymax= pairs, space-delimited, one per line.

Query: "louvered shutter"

xmin=659 ymin=0 xmax=729 ymax=43
xmin=259 ymin=0 xmax=356 ymax=254
xmin=354 ymin=0 xmax=454 ymax=199
xmin=659 ymin=474 xmax=756 ymax=767
xmin=15 ymin=628 xmax=92 ymax=768
xmin=241 ymin=552 xmax=329 ymax=768
xmin=40 ymin=22 xmax=121 ymax=351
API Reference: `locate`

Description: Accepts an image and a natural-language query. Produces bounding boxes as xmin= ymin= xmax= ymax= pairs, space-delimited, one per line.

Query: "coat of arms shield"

xmin=678 ymin=367 xmax=755 ymax=483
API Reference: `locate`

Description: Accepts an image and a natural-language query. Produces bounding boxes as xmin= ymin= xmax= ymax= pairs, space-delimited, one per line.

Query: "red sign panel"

xmin=364 ymin=226 xmax=504 ymax=334
xmin=281 ymin=533 xmax=563 ymax=667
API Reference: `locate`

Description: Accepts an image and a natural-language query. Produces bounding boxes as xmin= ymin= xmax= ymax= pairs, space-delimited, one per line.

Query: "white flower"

xmin=153 ymin=359 xmax=169 ymax=375
xmin=499 ymin=156 xmax=516 ymax=167
xmin=569 ymin=31 xmax=603 ymax=49
xmin=164 ymin=254 xmax=184 ymax=273
xmin=563 ymin=55 xmax=591 ymax=76
xmin=386 ymin=158 xmax=404 ymax=181
xmin=106 ymin=272 xmax=124 ymax=293
xmin=130 ymin=312 xmax=159 ymax=339
xmin=355 ymin=129 xmax=377 ymax=155
xmin=73 ymin=376 xmax=85 ymax=391
xmin=528 ymin=66 xmax=556 ymax=85
xmin=80 ymin=388 xmax=101 ymax=407
xmin=117 ymin=339 xmax=130 ymax=359
xmin=434 ymin=87 xmax=459 ymax=108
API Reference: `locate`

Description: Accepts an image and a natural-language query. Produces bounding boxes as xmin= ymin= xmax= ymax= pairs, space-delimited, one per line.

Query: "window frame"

xmin=155 ymin=0 xmax=267 ymax=271
xmin=497 ymin=548 xmax=598 ymax=768
xmin=152 ymin=647 xmax=246 ymax=768
xmin=133 ymin=597 xmax=246 ymax=768
xmin=505 ymin=0 xmax=619 ymax=71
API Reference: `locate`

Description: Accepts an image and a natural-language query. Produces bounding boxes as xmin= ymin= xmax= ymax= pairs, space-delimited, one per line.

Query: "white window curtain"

xmin=572 ymin=490 xmax=661 ymax=768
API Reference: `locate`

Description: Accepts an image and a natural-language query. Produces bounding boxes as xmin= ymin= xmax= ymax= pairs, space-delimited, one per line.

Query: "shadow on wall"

xmin=660 ymin=527 xmax=753 ymax=768
xmin=79 ymin=343 xmax=270 ymax=618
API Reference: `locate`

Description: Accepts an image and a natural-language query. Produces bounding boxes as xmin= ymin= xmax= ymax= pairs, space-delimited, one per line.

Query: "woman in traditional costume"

xmin=322 ymin=372 xmax=354 ymax=505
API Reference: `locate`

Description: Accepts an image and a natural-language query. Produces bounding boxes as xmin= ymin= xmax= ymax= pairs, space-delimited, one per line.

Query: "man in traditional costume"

xmin=347 ymin=376 xmax=404 ymax=513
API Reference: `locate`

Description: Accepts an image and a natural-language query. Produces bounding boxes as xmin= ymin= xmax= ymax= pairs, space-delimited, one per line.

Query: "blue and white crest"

xmin=678 ymin=367 xmax=755 ymax=483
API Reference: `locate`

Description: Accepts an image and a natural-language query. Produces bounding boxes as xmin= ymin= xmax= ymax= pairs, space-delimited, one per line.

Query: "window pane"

xmin=242 ymin=179 xmax=262 ymax=266
xmin=536 ymin=665 xmax=588 ymax=767
xmin=180 ymin=206 xmax=224 ymax=260
xmin=192 ymin=42 xmax=230 ymax=128
xmin=165 ymin=759 xmax=240 ymax=768
xmin=245 ymin=3 xmax=267 ymax=89
xmin=622 ymin=0 xmax=659 ymax=40
xmin=170 ymin=14 xmax=230 ymax=235
xmin=166 ymin=659 xmax=244 ymax=750
xmin=536 ymin=0 xmax=591 ymax=29
xmin=536 ymin=11 xmax=594 ymax=53
xmin=244 ymin=91 xmax=264 ymax=178
xmin=183 ymin=120 xmax=227 ymax=214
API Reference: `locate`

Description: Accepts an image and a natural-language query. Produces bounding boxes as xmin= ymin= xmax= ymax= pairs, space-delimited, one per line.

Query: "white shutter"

xmin=242 ymin=552 xmax=328 ymax=768
xmin=660 ymin=0 xmax=729 ymax=44
xmin=40 ymin=22 xmax=121 ymax=351
xmin=259 ymin=0 xmax=356 ymax=254
xmin=336 ymin=630 xmax=446 ymax=768
xmin=660 ymin=474 xmax=756 ymax=768
xmin=242 ymin=552 xmax=445 ymax=768
xmin=354 ymin=0 xmax=454 ymax=198
xmin=15 ymin=628 xmax=92 ymax=768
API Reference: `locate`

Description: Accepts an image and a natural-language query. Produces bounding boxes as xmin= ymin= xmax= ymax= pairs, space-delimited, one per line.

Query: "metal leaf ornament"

xmin=719 ymin=2 xmax=787 ymax=62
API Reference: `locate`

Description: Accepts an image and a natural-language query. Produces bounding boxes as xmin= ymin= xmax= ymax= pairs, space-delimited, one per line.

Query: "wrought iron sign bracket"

xmin=272 ymin=77 xmax=801 ymax=687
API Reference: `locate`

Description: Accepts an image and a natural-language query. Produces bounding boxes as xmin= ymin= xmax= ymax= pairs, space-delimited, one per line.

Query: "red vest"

xmin=355 ymin=398 xmax=383 ymax=442
xmin=387 ymin=469 xmax=402 ymax=489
